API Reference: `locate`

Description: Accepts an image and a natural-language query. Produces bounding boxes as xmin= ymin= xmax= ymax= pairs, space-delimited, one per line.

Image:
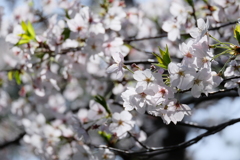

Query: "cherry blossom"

xmin=162 ymin=19 xmax=181 ymax=41
xmin=168 ymin=62 xmax=195 ymax=90
xmin=109 ymin=110 xmax=135 ymax=138
xmin=189 ymin=18 xmax=209 ymax=40
xmin=106 ymin=52 xmax=124 ymax=80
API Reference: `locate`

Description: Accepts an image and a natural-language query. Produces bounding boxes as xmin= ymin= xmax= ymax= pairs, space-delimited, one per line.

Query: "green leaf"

xmin=16 ymin=21 xmax=36 ymax=46
xmin=152 ymin=52 xmax=163 ymax=64
xmin=93 ymin=95 xmax=111 ymax=116
xmin=185 ymin=0 xmax=194 ymax=6
xmin=62 ymin=28 xmax=71 ymax=40
xmin=16 ymin=38 xmax=31 ymax=46
xmin=234 ymin=24 xmax=240 ymax=44
xmin=202 ymin=0 xmax=208 ymax=3
xmin=27 ymin=21 xmax=36 ymax=38
xmin=8 ymin=70 xmax=21 ymax=84
xmin=154 ymin=63 xmax=168 ymax=69
xmin=65 ymin=10 xmax=71 ymax=19
xmin=21 ymin=21 xmax=28 ymax=32
xmin=152 ymin=45 xmax=171 ymax=69
xmin=8 ymin=71 xmax=13 ymax=81
xmin=159 ymin=45 xmax=171 ymax=65
xmin=98 ymin=131 xmax=112 ymax=142
xmin=13 ymin=71 xmax=21 ymax=85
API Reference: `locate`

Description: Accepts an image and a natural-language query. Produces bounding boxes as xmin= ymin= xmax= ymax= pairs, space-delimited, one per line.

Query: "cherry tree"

xmin=0 ymin=0 xmax=239 ymax=159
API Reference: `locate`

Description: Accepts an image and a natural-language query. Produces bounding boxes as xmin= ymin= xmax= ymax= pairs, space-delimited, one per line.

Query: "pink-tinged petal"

xmin=112 ymin=112 xmax=121 ymax=120
xmin=179 ymin=42 xmax=188 ymax=54
xmin=124 ymin=121 xmax=134 ymax=130
xmin=179 ymin=75 xmax=194 ymax=90
xmin=74 ymin=14 xmax=84 ymax=26
xmin=136 ymin=105 xmax=146 ymax=114
xmin=168 ymin=62 xmax=179 ymax=74
xmin=106 ymin=64 xmax=118 ymax=73
xmin=162 ymin=114 xmax=171 ymax=124
xmin=162 ymin=21 xmax=172 ymax=32
xmin=168 ymin=28 xmax=180 ymax=41
xmin=35 ymin=88 xmax=45 ymax=97
xmin=67 ymin=19 xmax=77 ymax=32
xmin=109 ymin=123 xmax=118 ymax=132
xmin=120 ymin=110 xmax=132 ymax=121
xmin=123 ymin=102 xmax=134 ymax=111
xmin=191 ymin=84 xmax=202 ymax=98
xmin=133 ymin=71 xmax=145 ymax=81
xmin=135 ymin=85 xmax=144 ymax=94
xmin=172 ymin=112 xmax=184 ymax=123
xmin=189 ymin=28 xmax=199 ymax=38
xmin=198 ymin=68 xmax=211 ymax=80
xmin=144 ymin=88 xmax=155 ymax=96
xmin=115 ymin=70 xmax=124 ymax=79
xmin=111 ymin=38 xmax=123 ymax=46
xmin=143 ymin=69 xmax=152 ymax=78
xmin=109 ymin=20 xmax=121 ymax=31
xmin=170 ymin=74 xmax=180 ymax=87
xmin=197 ymin=18 xmax=205 ymax=30
xmin=136 ymin=82 xmax=148 ymax=92
xmin=112 ymin=52 xmax=123 ymax=63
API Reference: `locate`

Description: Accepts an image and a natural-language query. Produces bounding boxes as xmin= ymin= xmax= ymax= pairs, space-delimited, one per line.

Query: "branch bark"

xmin=124 ymin=21 xmax=238 ymax=43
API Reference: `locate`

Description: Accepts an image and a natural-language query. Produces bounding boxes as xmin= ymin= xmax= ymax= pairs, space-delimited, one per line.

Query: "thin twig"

xmin=177 ymin=121 xmax=211 ymax=130
xmin=127 ymin=131 xmax=151 ymax=150
xmin=124 ymin=59 xmax=158 ymax=65
xmin=190 ymin=5 xmax=198 ymax=27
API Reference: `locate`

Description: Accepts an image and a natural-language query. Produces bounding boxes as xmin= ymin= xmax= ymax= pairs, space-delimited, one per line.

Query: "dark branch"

xmin=124 ymin=59 xmax=158 ymax=65
xmin=133 ymin=117 xmax=240 ymax=157
xmin=190 ymin=4 xmax=198 ymax=27
xmin=127 ymin=131 xmax=151 ymax=150
xmin=180 ymin=88 xmax=238 ymax=105
xmin=100 ymin=117 xmax=240 ymax=158
xmin=177 ymin=121 xmax=211 ymax=130
xmin=0 ymin=132 xmax=25 ymax=149
xmin=124 ymin=21 xmax=237 ymax=43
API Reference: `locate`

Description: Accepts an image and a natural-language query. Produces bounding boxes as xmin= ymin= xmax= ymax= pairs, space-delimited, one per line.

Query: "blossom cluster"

xmin=0 ymin=0 xmax=239 ymax=159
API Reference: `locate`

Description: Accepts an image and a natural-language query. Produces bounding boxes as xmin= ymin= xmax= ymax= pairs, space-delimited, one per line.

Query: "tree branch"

xmin=177 ymin=121 xmax=211 ymax=130
xmin=134 ymin=117 xmax=240 ymax=157
xmin=180 ymin=88 xmax=238 ymax=105
xmin=124 ymin=59 xmax=158 ymax=65
xmin=124 ymin=21 xmax=237 ymax=43
xmin=98 ymin=117 xmax=240 ymax=158
xmin=0 ymin=132 xmax=25 ymax=149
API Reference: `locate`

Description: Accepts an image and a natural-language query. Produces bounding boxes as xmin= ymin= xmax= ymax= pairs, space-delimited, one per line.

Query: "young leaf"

xmin=185 ymin=0 xmax=194 ymax=6
xmin=159 ymin=45 xmax=171 ymax=65
xmin=7 ymin=70 xmax=22 ymax=84
xmin=27 ymin=21 xmax=36 ymax=38
xmin=98 ymin=131 xmax=112 ymax=142
xmin=93 ymin=95 xmax=111 ymax=116
xmin=16 ymin=38 xmax=31 ymax=46
xmin=16 ymin=21 xmax=36 ymax=46
xmin=152 ymin=52 xmax=164 ymax=64
xmin=152 ymin=45 xmax=171 ymax=69
xmin=62 ymin=28 xmax=71 ymax=40
xmin=21 ymin=21 xmax=28 ymax=32
xmin=234 ymin=24 xmax=240 ymax=44
xmin=13 ymin=71 xmax=21 ymax=85
xmin=8 ymin=71 xmax=13 ymax=81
